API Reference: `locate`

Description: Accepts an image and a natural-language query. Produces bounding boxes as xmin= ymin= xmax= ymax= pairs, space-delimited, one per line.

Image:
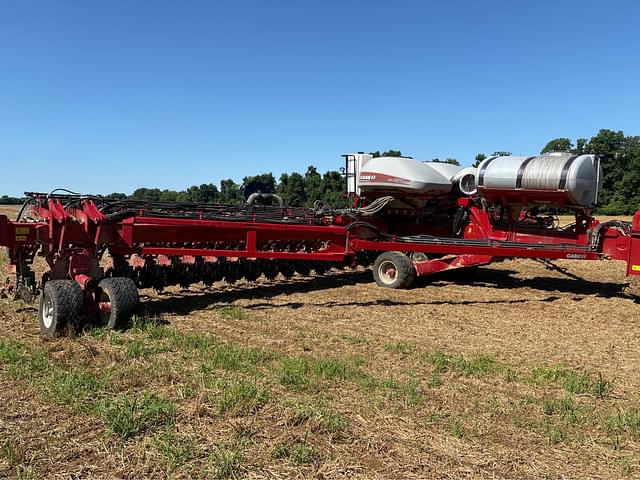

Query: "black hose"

xmin=588 ymin=220 xmax=632 ymax=250
xmin=16 ymin=197 xmax=36 ymax=221
xmin=246 ymin=193 xmax=284 ymax=207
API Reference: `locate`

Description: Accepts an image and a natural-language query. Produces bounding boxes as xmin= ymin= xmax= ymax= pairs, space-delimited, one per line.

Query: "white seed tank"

xmin=477 ymin=153 xmax=602 ymax=207
xmin=352 ymin=153 xmax=467 ymax=195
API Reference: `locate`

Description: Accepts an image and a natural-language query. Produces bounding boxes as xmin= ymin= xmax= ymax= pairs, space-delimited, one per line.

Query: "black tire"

xmin=96 ymin=277 xmax=139 ymax=329
xmin=372 ymin=251 xmax=416 ymax=289
xmin=38 ymin=280 xmax=85 ymax=338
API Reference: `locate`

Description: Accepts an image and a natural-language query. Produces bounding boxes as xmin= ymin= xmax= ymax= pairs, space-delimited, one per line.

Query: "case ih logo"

xmin=359 ymin=172 xmax=411 ymax=185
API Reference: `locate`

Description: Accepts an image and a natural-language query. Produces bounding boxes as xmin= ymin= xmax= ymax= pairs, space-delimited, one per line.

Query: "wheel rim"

xmin=378 ymin=260 xmax=398 ymax=285
xmin=42 ymin=295 xmax=54 ymax=328
xmin=98 ymin=290 xmax=111 ymax=324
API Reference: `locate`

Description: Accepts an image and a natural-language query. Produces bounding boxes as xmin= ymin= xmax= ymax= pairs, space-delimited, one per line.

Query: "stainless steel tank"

xmin=476 ymin=153 xmax=602 ymax=207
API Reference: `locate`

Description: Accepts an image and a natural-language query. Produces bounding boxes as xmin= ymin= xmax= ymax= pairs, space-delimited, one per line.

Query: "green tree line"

xmin=113 ymin=150 xmax=461 ymax=208
xmin=115 ymin=166 xmax=349 ymax=208
xmin=107 ymin=150 xmax=409 ymax=208
xmin=0 ymin=195 xmax=25 ymax=205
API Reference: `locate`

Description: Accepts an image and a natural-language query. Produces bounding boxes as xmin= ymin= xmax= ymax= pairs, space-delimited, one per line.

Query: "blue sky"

xmin=1 ymin=0 xmax=639 ymax=196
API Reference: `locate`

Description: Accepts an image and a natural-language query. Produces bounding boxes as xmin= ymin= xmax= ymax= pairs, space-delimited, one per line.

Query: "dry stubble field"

xmin=1 ymin=205 xmax=640 ymax=479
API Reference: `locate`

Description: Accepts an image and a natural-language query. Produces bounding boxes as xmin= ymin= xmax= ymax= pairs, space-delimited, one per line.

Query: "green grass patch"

xmin=313 ymin=357 xmax=352 ymax=380
xmin=422 ymin=350 xmax=613 ymax=400
xmin=44 ymin=368 xmax=105 ymax=412
xmin=0 ymin=338 xmax=102 ymax=414
xmin=0 ymin=337 xmax=176 ymax=442
xmin=108 ymin=332 xmax=126 ymax=346
xmin=401 ymin=379 xmax=423 ymax=407
xmin=380 ymin=377 xmax=424 ymax=407
xmin=339 ymin=334 xmax=368 ymax=345
xmin=608 ymin=407 xmax=640 ymax=438
xmin=217 ymin=378 xmax=269 ymax=415
xmin=2 ymin=433 xmax=22 ymax=466
xmin=85 ymin=324 xmax=109 ymax=339
xmin=277 ymin=355 xmax=366 ymax=391
xmin=99 ymin=392 xmax=174 ymax=439
xmin=129 ymin=315 xmax=169 ymax=338
xmin=547 ymin=425 xmax=566 ymax=444
xmin=620 ymin=455 xmax=633 ymax=477
xmin=0 ymin=340 xmax=100 ymax=419
xmin=0 ymin=339 xmax=50 ymax=381
xmin=170 ymin=331 xmax=216 ymax=352
xmin=531 ymin=395 xmax=597 ymax=444
xmin=153 ymin=429 xmax=198 ymax=476
xmin=166 ymin=331 xmax=273 ymax=373
xmin=384 ymin=341 xmax=416 ymax=355
xmin=592 ymin=373 xmax=614 ymax=399
xmin=126 ymin=326 xmax=387 ymax=414
xmin=451 ymin=419 xmax=464 ymax=439
xmin=215 ymin=305 xmax=249 ymax=320
xmin=201 ymin=343 xmax=273 ymax=374
xmin=279 ymin=357 xmax=313 ymax=389
xmin=125 ymin=339 xmax=150 ymax=358
xmin=452 ymin=354 xmax=503 ymax=376
xmin=422 ymin=350 xmax=507 ymax=386
xmin=289 ymin=402 xmax=348 ymax=434
xmin=16 ymin=463 xmax=41 ymax=480
xmin=209 ymin=446 xmax=243 ymax=479
xmin=529 ymin=365 xmax=613 ymax=397
xmin=273 ymin=439 xmax=314 ymax=465
xmin=541 ymin=396 xmax=588 ymax=425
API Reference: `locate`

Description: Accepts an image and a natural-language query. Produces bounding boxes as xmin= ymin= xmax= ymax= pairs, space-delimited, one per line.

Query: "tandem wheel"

xmin=38 ymin=280 xmax=85 ymax=338
xmin=372 ymin=251 xmax=416 ymax=289
xmin=96 ymin=277 xmax=139 ymax=329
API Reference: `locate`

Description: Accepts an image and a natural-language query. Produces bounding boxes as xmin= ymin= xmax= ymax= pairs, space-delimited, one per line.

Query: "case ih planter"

xmin=1 ymin=152 xmax=638 ymax=338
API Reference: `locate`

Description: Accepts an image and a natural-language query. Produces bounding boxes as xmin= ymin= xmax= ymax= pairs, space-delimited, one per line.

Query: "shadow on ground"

xmin=139 ymin=264 xmax=639 ymax=319
xmin=141 ymin=270 xmax=372 ymax=317
xmin=431 ymin=265 xmax=637 ymax=301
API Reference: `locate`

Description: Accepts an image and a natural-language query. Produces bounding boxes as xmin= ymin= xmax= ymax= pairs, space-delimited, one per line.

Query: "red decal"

xmin=359 ymin=172 xmax=411 ymax=185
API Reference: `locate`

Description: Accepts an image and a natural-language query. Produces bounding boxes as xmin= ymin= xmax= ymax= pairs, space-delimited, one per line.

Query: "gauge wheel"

xmin=96 ymin=277 xmax=139 ymax=329
xmin=38 ymin=280 xmax=84 ymax=338
xmin=372 ymin=251 xmax=415 ymax=289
